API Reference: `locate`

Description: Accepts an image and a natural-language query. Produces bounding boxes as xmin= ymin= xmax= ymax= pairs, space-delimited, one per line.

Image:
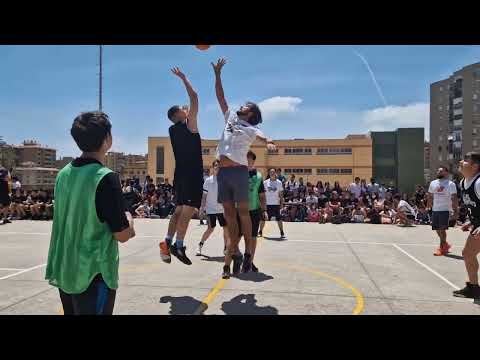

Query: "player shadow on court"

xmin=444 ymin=254 xmax=464 ymax=260
xmin=199 ymin=255 xmax=225 ymax=263
xmin=221 ymin=294 xmax=279 ymax=315
xmin=159 ymin=296 xmax=204 ymax=315
xmin=263 ymin=236 xmax=287 ymax=241
xmin=235 ymin=271 xmax=274 ymax=283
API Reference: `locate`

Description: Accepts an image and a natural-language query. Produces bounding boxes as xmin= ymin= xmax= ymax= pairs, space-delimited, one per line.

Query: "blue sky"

xmin=1 ymin=45 xmax=480 ymax=157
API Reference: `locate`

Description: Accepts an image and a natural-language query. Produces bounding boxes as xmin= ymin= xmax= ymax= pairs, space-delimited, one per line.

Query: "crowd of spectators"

xmin=1 ymin=166 xmax=469 ymax=228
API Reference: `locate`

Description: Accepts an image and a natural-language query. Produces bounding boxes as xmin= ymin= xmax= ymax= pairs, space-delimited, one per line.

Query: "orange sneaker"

xmin=433 ymin=248 xmax=444 ymax=256
xmin=159 ymin=242 xmax=171 ymax=263
xmin=442 ymin=242 xmax=452 ymax=253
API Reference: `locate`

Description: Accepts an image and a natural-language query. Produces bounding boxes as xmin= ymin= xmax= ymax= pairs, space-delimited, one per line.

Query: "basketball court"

xmin=1 ymin=220 xmax=479 ymax=315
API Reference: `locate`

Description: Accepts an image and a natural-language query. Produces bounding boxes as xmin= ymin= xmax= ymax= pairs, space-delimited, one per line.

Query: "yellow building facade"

xmin=148 ymin=135 xmax=372 ymax=187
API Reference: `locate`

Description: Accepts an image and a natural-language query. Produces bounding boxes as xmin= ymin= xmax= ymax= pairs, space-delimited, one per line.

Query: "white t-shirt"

xmin=285 ymin=180 xmax=299 ymax=190
xmin=378 ymin=186 xmax=386 ymax=199
xmin=398 ymin=200 xmax=415 ymax=216
xmin=348 ymin=183 xmax=362 ymax=199
xmin=216 ymin=110 xmax=264 ymax=166
xmin=367 ymin=183 xmax=379 ymax=194
xmin=264 ymin=178 xmax=283 ymax=205
xmin=12 ymin=181 xmax=21 ymax=190
xmin=203 ymin=175 xmax=224 ymax=214
xmin=428 ymin=179 xmax=457 ymax=212
xmin=305 ymin=195 xmax=318 ymax=205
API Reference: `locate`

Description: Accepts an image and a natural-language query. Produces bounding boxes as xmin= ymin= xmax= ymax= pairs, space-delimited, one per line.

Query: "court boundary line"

xmin=0 ymin=264 xmax=46 ymax=280
xmin=392 ymin=244 xmax=461 ymax=291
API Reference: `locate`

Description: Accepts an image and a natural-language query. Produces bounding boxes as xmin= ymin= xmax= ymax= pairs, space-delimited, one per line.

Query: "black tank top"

xmin=460 ymin=173 xmax=480 ymax=225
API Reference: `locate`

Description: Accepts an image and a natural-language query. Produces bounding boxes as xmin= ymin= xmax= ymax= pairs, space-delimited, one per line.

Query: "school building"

xmin=147 ymin=135 xmax=373 ymax=187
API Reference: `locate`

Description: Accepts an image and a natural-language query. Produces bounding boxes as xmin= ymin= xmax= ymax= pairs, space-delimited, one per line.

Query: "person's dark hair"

xmin=245 ymin=102 xmax=262 ymax=125
xmin=167 ymin=106 xmax=182 ymax=122
xmin=355 ymin=177 xmax=360 ymax=182
xmin=247 ymin=151 xmax=256 ymax=161
xmin=393 ymin=194 xmax=401 ymax=200
xmin=71 ymin=111 xmax=112 ymax=152
xmin=370 ymin=178 xmax=375 ymax=183
xmin=464 ymin=152 xmax=480 ymax=167
xmin=212 ymin=159 xmax=220 ymax=167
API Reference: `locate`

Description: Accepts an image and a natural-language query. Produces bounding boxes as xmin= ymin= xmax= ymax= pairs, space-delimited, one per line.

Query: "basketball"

xmin=195 ymin=45 xmax=211 ymax=51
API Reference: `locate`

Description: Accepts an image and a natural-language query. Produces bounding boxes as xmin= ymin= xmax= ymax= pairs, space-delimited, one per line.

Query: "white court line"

xmin=0 ymin=264 xmax=46 ymax=280
xmin=264 ymin=239 xmax=438 ymax=247
xmin=0 ymin=268 xmax=26 ymax=271
xmin=392 ymin=244 xmax=460 ymax=290
xmin=0 ymin=232 xmax=49 ymax=236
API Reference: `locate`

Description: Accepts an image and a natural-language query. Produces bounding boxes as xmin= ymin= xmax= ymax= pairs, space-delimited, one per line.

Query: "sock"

xmin=165 ymin=236 xmax=173 ymax=246
xmin=199 ymin=241 xmax=204 ymax=246
xmin=175 ymin=239 xmax=184 ymax=249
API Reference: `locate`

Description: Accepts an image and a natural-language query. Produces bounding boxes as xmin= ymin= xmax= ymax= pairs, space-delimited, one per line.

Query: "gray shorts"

xmin=217 ymin=166 xmax=249 ymax=203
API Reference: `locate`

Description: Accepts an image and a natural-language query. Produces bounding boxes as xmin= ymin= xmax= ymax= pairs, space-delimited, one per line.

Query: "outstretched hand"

xmin=211 ymin=58 xmax=227 ymax=75
xmin=171 ymin=67 xmax=186 ymax=79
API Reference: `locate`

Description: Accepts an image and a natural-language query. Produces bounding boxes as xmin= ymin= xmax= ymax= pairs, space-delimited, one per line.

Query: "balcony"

xmin=453 ymin=97 xmax=463 ymax=105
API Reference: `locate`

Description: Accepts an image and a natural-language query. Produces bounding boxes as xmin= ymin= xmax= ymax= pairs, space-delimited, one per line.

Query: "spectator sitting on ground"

xmin=307 ymin=204 xmax=320 ymax=223
xmin=380 ymin=203 xmax=396 ymax=224
xmin=352 ymin=205 xmax=367 ymax=223
xmin=333 ymin=181 xmax=342 ymax=195
xmin=305 ymin=190 xmax=318 ymax=207
xmin=415 ymin=205 xmax=431 ymax=225
xmin=328 ymin=191 xmax=342 ymax=213
xmin=394 ymin=194 xmax=416 ymax=226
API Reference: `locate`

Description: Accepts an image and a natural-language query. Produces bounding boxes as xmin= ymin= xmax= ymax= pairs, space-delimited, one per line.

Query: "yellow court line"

xmin=193 ymin=221 xmax=272 ymax=315
xmin=264 ymin=261 xmax=365 ymax=315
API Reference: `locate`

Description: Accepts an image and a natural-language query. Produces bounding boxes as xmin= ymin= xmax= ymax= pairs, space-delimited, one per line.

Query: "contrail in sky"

xmin=353 ymin=50 xmax=388 ymax=107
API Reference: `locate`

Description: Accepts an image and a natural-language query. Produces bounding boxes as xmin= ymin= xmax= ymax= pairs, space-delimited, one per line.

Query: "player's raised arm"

xmin=171 ymin=67 xmax=199 ymax=133
xmin=211 ymin=58 xmax=229 ymax=116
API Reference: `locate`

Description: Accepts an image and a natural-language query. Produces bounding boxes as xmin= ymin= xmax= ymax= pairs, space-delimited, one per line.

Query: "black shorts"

xmin=0 ymin=194 xmax=11 ymax=207
xmin=174 ymin=176 xmax=203 ymax=210
xmin=267 ymin=205 xmax=281 ymax=220
xmin=59 ymin=274 xmax=116 ymax=315
xmin=208 ymin=213 xmax=227 ymax=228
xmin=237 ymin=209 xmax=262 ymax=238
xmin=432 ymin=211 xmax=449 ymax=230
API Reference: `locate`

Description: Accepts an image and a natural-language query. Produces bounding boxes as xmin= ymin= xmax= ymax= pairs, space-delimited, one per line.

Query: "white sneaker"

xmin=196 ymin=243 xmax=203 ymax=256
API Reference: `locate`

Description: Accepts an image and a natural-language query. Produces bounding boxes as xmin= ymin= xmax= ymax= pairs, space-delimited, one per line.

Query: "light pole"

xmin=99 ymin=45 xmax=103 ymax=112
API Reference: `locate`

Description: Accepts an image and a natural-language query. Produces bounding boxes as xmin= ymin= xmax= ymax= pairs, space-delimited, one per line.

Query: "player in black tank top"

xmin=159 ymin=67 xmax=201 ymax=267
xmin=454 ymin=152 xmax=480 ymax=299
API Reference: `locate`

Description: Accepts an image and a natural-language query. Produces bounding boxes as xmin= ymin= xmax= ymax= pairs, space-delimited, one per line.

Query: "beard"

xmin=437 ymin=175 xmax=445 ymax=179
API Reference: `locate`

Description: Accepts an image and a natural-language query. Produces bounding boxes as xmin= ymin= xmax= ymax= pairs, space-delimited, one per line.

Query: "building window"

xmin=438 ymin=105 xmax=443 ymax=111
xmin=439 ymin=86 xmax=443 ymax=91
xmin=156 ymin=146 xmax=164 ymax=175
xmin=474 ymin=94 xmax=478 ymax=100
xmin=340 ymin=169 xmax=353 ymax=174
xmin=317 ymin=147 xmax=352 ymax=155
xmin=439 ymin=135 xmax=443 ymax=141
xmin=284 ymin=148 xmax=312 ymax=155
xmin=438 ymin=154 xmax=442 ymax=161
xmin=268 ymin=148 xmax=279 ymax=155
xmin=202 ymin=148 xmax=210 ymax=155
xmin=317 ymin=168 xmax=328 ymax=174
xmin=474 ymin=140 xmax=478 ymax=147
xmin=284 ymin=168 xmax=312 ymax=174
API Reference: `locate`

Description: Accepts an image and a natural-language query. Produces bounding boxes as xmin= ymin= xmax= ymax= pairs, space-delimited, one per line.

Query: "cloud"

xmin=258 ymin=96 xmax=303 ymax=120
xmin=362 ymin=102 xmax=429 ymax=140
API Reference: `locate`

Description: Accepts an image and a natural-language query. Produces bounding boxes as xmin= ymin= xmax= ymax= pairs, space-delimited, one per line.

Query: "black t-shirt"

xmin=71 ymin=158 xmax=129 ymax=233
xmin=0 ymin=167 xmax=9 ymax=199
xmin=169 ymin=122 xmax=203 ymax=179
xmin=12 ymin=194 xmax=26 ymax=203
